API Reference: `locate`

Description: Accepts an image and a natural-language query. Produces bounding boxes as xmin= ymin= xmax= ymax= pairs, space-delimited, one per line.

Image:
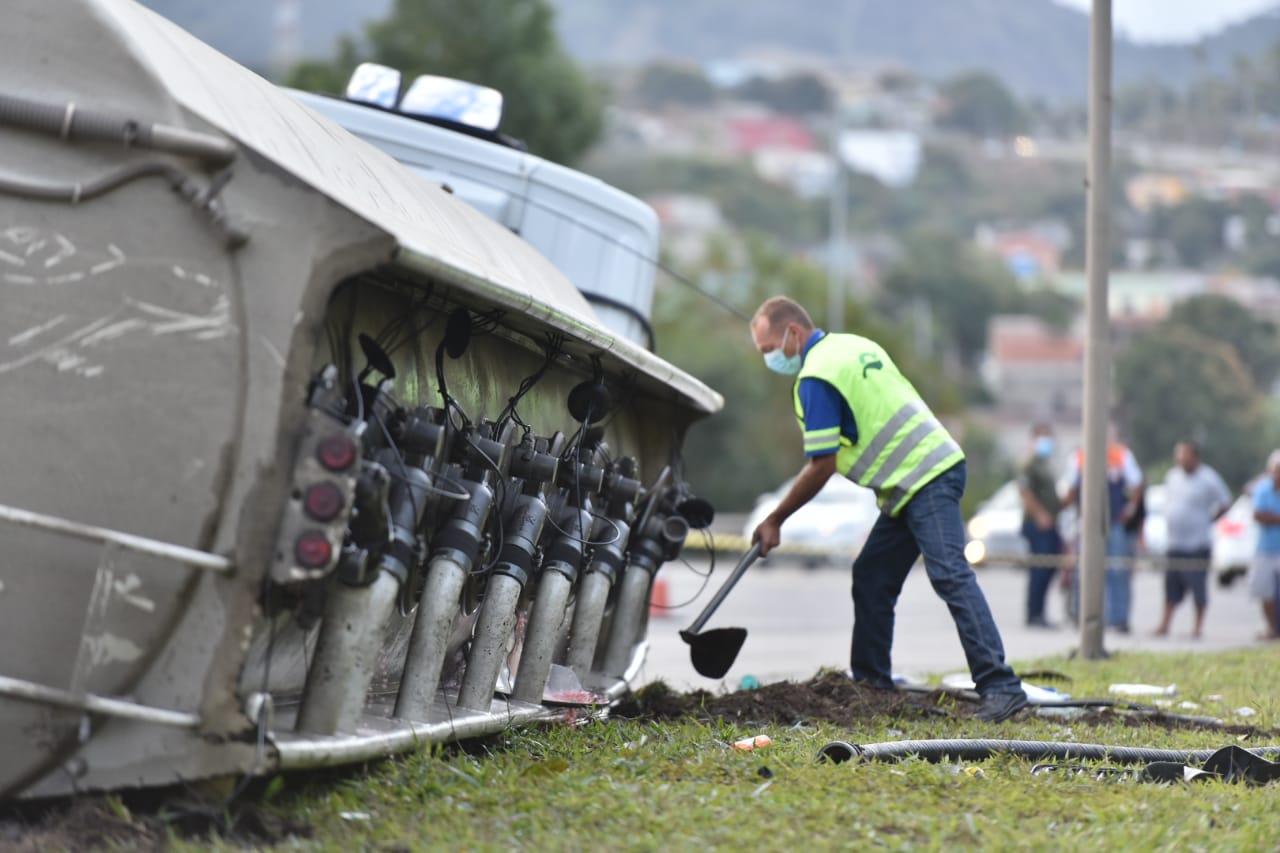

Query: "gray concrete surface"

xmin=637 ymin=555 xmax=1269 ymax=691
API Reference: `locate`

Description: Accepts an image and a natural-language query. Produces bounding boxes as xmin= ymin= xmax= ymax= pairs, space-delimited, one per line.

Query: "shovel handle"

xmin=684 ymin=542 xmax=762 ymax=635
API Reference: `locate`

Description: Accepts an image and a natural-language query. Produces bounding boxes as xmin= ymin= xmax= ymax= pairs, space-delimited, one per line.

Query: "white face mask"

xmin=763 ymin=327 xmax=802 ymax=375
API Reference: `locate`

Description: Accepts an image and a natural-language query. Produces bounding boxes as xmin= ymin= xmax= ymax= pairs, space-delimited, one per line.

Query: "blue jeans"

xmin=850 ymin=462 xmax=1022 ymax=696
xmin=1105 ymin=524 xmax=1137 ymax=629
xmin=1022 ymin=519 xmax=1062 ymax=624
xmin=1068 ymin=523 xmax=1137 ymax=627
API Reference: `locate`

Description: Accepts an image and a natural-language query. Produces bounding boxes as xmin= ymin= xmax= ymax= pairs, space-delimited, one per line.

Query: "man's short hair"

xmin=1177 ymin=439 xmax=1200 ymax=456
xmin=1268 ymin=449 xmax=1280 ymax=473
xmin=753 ymin=296 xmax=814 ymax=335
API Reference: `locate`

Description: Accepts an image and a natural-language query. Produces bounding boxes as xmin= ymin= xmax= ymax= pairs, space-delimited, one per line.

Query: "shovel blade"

xmin=680 ymin=627 xmax=747 ymax=679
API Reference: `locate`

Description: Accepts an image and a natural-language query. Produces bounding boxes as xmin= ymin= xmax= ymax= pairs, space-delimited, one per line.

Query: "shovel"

xmin=679 ymin=542 xmax=762 ymax=678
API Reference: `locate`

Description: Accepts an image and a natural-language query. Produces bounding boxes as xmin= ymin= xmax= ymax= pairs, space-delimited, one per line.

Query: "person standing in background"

xmin=1018 ymin=423 xmax=1063 ymax=628
xmin=1153 ymin=440 xmax=1231 ymax=639
xmin=1249 ymin=450 xmax=1280 ymax=639
xmin=1062 ymin=433 xmax=1144 ymax=633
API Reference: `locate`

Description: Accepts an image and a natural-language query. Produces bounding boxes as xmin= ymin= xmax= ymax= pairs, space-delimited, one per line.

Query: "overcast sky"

xmin=1056 ymin=0 xmax=1279 ymax=42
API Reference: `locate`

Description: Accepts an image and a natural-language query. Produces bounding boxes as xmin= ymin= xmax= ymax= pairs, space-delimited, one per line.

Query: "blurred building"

xmin=1049 ymin=270 xmax=1207 ymax=322
xmin=1125 ymin=173 xmax=1190 ymax=213
xmin=981 ymin=315 xmax=1083 ymax=423
xmin=836 ymin=129 xmax=922 ymax=188
xmin=725 ymin=112 xmax=817 ymax=156
xmin=647 ymin=193 xmax=725 ymax=266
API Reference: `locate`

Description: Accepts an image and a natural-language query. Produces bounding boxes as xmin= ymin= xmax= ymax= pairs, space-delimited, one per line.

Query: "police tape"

xmin=682 ymin=535 xmax=1224 ymax=573
xmin=960 ymin=553 xmax=1220 ymax=572
xmin=683 ymin=533 xmax=853 ymax=559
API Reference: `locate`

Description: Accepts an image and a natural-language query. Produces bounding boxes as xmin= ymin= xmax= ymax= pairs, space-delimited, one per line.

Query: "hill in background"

xmin=140 ymin=0 xmax=1280 ymax=101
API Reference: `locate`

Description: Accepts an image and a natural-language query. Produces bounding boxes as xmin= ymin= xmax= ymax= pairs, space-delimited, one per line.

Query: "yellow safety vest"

xmin=793 ymin=333 xmax=964 ymax=516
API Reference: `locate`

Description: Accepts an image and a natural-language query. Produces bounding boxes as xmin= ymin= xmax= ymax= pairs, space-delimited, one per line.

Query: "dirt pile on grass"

xmin=613 ymin=671 xmax=1275 ymax=737
xmin=613 ymin=671 xmax=950 ymax=728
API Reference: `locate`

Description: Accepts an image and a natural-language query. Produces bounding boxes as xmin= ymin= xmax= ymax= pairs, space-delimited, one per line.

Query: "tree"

xmin=1247 ymin=241 xmax=1280 ymax=280
xmin=1165 ymin=294 xmax=1280 ymax=389
xmin=936 ymin=71 xmax=1026 ymax=138
xmin=631 ymin=62 xmax=717 ymax=109
xmin=1151 ymin=197 xmax=1229 ymax=268
xmin=957 ymin=419 xmax=1013 ymax=518
xmin=587 ymin=155 xmax=827 ymax=245
xmin=877 ymin=229 xmax=1023 ymax=373
xmin=1116 ymin=325 xmax=1267 ymax=491
xmin=285 ymin=0 xmax=603 ymax=165
xmin=734 ymin=73 xmax=834 ymax=116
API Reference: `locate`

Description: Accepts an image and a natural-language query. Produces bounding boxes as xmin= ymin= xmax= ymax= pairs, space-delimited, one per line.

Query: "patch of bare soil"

xmin=613 ymin=671 xmax=953 ymax=727
xmin=1075 ymin=707 xmax=1267 ymax=738
xmin=614 ymin=671 xmax=1278 ymax=738
xmin=0 ymin=787 xmax=310 ymax=853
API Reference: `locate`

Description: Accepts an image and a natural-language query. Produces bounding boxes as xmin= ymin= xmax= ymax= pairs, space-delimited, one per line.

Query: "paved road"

xmin=636 ymin=555 xmax=1269 ymax=691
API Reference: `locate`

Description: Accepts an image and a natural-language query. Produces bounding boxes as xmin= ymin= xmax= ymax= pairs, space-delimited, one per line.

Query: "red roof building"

xmin=725 ymin=115 xmax=816 ymax=156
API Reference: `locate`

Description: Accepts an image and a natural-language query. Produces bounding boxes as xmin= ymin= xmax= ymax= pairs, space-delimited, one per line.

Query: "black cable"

xmin=581 ymin=292 xmax=656 ymax=351
xmin=469 ymin=308 xmax=507 ymax=335
xmin=434 ymin=338 xmax=471 ymax=432
xmin=496 ymin=334 xmax=563 ymax=433
xmin=650 ymin=529 xmax=717 ymax=610
xmin=461 ymin=434 xmax=507 ymax=574
xmin=542 ymin=507 xmax=622 ymax=548
xmin=383 ymin=301 xmax=443 ymax=359
xmin=820 ymin=738 xmax=1280 ymax=767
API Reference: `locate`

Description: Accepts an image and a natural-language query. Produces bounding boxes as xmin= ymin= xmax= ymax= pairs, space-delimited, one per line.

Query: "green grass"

xmin=170 ymin=648 xmax=1280 ymax=851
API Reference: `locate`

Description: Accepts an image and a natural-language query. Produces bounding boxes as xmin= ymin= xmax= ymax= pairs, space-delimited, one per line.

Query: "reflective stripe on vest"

xmin=846 ymin=400 xmax=925 ymax=482
xmin=794 ymin=333 xmax=963 ymax=515
xmin=881 ymin=438 xmax=964 ymax=515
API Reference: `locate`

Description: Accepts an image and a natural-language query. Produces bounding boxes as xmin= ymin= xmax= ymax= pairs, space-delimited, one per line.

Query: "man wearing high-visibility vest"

xmin=749 ymin=296 xmax=1027 ymax=722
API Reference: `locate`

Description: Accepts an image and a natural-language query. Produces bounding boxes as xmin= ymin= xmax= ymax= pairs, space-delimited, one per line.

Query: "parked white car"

xmin=1212 ymin=488 xmax=1260 ymax=582
xmin=1140 ymin=483 xmax=1167 ymax=561
xmin=743 ymin=475 xmax=880 ymax=567
xmin=963 ymin=480 xmax=1028 ymax=566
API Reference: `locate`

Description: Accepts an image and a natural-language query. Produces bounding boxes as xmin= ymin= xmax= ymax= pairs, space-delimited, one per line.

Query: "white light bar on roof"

xmin=400 ymin=74 xmax=503 ymax=132
xmin=344 ymin=62 xmax=402 ymax=109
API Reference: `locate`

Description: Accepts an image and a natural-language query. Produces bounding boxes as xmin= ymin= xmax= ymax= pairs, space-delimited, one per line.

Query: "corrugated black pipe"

xmin=818 ymin=739 xmax=1280 ymax=766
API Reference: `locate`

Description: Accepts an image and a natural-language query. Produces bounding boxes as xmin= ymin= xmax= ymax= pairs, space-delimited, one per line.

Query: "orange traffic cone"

xmin=649 ymin=577 xmax=671 ymax=618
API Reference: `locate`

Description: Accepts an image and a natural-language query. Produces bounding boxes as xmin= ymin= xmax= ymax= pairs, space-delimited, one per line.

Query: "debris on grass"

xmin=730 ymin=735 xmax=772 ymax=752
xmin=1109 ymin=683 xmax=1178 ymax=697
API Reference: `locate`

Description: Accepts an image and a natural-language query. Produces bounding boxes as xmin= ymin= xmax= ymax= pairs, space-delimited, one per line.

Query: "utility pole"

xmin=1079 ymin=0 xmax=1112 ymax=659
xmin=827 ymin=123 xmax=847 ymax=333
xmin=826 ymin=0 xmax=853 ymax=334
xmin=271 ymin=0 xmax=302 ymax=81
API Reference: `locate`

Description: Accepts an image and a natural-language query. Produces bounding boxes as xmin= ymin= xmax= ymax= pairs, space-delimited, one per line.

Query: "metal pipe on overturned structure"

xmin=296 ymin=571 xmax=400 ymax=734
xmin=297 ymin=452 xmax=432 ymax=735
xmin=511 ymin=504 xmax=590 ymax=704
xmin=601 ymin=513 xmax=688 ymax=677
xmin=565 ymin=517 xmax=630 ymax=677
xmin=457 ymin=493 xmax=548 ymax=711
xmin=394 ymin=479 xmax=494 ymax=721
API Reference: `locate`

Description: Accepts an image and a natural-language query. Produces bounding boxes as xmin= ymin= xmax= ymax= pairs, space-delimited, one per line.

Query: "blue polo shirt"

xmin=797 ymin=329 xmax=858 ymax=457
xmin=1253 ymin=478 xmax=1280 ymax=555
